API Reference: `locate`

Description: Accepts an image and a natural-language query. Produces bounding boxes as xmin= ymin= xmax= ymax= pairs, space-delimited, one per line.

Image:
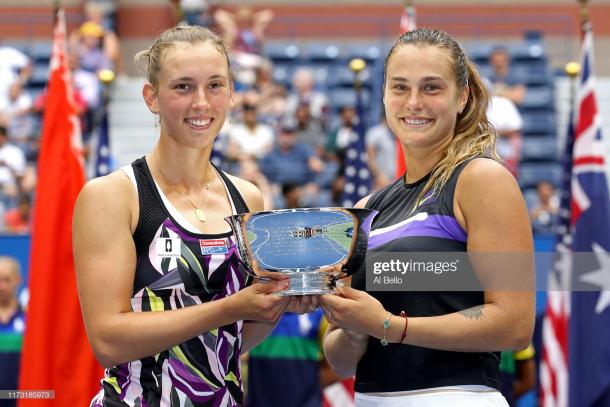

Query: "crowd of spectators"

xmin=0 ymin=2 xmax=561 ymax=241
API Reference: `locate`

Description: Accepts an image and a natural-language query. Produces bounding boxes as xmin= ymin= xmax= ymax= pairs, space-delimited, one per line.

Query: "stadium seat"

xmin=28 ymin=63 xmax=49 ymax=88
xmin=466 ymin=43 xmax=494 ymax=64
xmin=29 ymin=41 xmax=53 ymax=63
xmin=345 ymin=43 xmax=382 ymax=64
xmin=509 ymin=43 xmax=546 ymax=63
xmin=327 ymin=65 xmax=372 ymax=89
xmin=521 ymin=136 xmax=558 ymax=162
xmin=521 ymin=111 xmax=556 ymax=135
xmin=328 ymin=88 xmax=371 ymax=111
xmin=518 ymin=162 xmax=562 ymax=189
xmin=304 ymin=42 xmax=341 ymax=63
xmin=263 ymin=42 xmax=301 ymax=64
xmin=520 ymin=86 xmax=554 ymax=109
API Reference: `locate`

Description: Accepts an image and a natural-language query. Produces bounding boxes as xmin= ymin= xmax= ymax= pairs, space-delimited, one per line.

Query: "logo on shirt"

xmin=156 ymin=237 xmax=181 ymax=258
xmin=200 ymin=239 xmax=228 ymax=255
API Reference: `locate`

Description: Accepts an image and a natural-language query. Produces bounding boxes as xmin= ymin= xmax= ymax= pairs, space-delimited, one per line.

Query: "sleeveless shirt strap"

xmin=213 ymin=164 xmax=250 ymax=214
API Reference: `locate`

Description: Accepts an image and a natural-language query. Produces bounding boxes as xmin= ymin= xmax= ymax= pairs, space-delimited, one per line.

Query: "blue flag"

xmin=94 ymin=106 xmax=111 ymax=177
xmin=340 ymin=89 xmax=371 ymax=207
xmin=568 ymin=22 xmax=610 ymax=407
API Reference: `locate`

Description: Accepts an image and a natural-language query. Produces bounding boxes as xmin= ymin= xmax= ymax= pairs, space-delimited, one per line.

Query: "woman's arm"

xmin=74 ymin=172 xmax=289 ymax=368
xmin=321 ymin=159 xmax=534 ymax=352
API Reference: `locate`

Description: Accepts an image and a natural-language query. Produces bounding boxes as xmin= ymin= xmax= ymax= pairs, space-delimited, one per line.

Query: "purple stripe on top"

xmin=368 ymin=214 xmax=467 ymax=250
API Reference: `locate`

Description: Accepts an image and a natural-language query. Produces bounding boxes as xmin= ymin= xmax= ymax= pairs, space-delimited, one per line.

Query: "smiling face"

xmin=383 ymin=44 xmax=468 ymax=153
xmin=143 ymin=41 xmax=233 ymax=150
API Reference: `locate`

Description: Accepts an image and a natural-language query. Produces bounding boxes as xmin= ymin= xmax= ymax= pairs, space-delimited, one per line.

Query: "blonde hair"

xmin=384 ymin=28 xmax=499 ymax=208
xmin=134 ymin=25 xmax=231 ymax=91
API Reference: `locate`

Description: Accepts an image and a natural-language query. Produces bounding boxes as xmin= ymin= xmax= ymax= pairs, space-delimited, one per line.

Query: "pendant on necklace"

xmin=195 ymin=208 xmax=206 ymax=222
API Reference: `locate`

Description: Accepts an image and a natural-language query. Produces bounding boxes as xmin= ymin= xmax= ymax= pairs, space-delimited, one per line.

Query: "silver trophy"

xmin=225 ymin=207 xmax=378 ymax=295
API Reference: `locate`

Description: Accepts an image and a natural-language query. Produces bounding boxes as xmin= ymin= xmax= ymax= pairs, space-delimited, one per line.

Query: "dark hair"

xmin=383 ymin=28 xmax=498 ymax=208
xmin=134 ymin=25 xmax=231 ymax=91
xmin=0 ymin=126 xmax=7 ymax=137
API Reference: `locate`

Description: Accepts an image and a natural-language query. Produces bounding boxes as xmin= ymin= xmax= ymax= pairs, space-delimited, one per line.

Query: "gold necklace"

xmin=154 ymin=156 xmax=212 ymax=222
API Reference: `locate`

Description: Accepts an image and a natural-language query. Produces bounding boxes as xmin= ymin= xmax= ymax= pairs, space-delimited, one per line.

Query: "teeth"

xmin=186 ymin=118 xmax=211 ymax=127
xmin=404 ymin=118 xmax=430 ymax=125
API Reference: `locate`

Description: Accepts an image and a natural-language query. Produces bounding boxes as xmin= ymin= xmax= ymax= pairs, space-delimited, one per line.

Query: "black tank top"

xmin=351 ymin=159 xmax=501 ymax=393
xmin=93 ymin=157 xmax=251 ymax=407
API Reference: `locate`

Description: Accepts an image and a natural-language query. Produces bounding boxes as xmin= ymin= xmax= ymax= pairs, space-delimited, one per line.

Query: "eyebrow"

xmin=169 ymin=74 xmax=229 ymax=82
xmin=389 ymin=76 xmax=445 ymax=82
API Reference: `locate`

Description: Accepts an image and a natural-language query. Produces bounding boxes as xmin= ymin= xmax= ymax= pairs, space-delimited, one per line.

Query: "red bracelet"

xmin=399 ymin=311 xmax=408 ymax=343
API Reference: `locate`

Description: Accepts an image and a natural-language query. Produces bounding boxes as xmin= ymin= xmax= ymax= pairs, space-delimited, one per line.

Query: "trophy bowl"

xmin=225 ymin=207 xmax=378 ymax=295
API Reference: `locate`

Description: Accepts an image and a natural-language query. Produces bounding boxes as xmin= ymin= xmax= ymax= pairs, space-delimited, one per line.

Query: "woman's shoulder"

xmin=77 ymin=169 xmax=137 ymax=211
xmin=455 ymin=157 xmax=522 ymax=205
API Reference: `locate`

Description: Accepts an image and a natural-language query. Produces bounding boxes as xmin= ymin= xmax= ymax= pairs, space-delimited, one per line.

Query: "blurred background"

xmin=1 ymin=1 xmax=609 ymax=406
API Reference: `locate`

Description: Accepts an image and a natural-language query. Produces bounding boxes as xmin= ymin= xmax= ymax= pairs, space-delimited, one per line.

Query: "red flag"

xmin=18 ymin=9 xmax=103 ymax=406
xmin=395 ymin=2 xmax=416 ymax=179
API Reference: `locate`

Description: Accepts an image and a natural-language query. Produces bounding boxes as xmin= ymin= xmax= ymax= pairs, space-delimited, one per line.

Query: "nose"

xmin=192 ymin=87 xmax=210 ymax=110
xmin=406 ymin=89 xmax=423 ymax=111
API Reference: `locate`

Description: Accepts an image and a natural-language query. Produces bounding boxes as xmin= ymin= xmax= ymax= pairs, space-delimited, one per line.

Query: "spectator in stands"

xmin=285 ymin=68 xmax=329 ymax=122
xmin=236 ymin=157 xmax=274 ymax=210
xmin=260 ymin=119 xmax=324 ymax=206
xmin=487 ymin=93 xmax=523 ymax=177
xmin=174 ymin=0 xmax=216 ymax=27
xmin=214 ymin=5 xmax=273 ymax=56
xmin=499 ymin=344 xmax=536 ymax=406
xmin=365 ymin=111 xmax=396 ymax=190
xmin=70 ymin=1 xmax=121 ymax=70
xmin=0 ymin=256 xmax=26 ymax=407
xmin=321 ymin=28 xmax=534 ymax=406
xmin=0 ymin=45 xmax=32 ymax=109
xmin=214 ymin=5 xmax=273 ymax=89
xmin=226 ymin=93 xmax=274 ymax=161
xmin=487 ymin=46 xmax=527 ymax=105
xmin=3 ymin=194 xmax=31 ymax=234
xmin=0 ymin=126 xmax=26 ymax=207
xmin=0 ymin=80 xmax=34 ymax=149
xmin=295 ymin=102 xmax=326 ymax=155
xmin=72 ymin=21 xmax=114 ymax=74
xmin=253 ymin=58 xmax=287 ymax=122
xmin=530 ymin=180 xmax=559 ymax=235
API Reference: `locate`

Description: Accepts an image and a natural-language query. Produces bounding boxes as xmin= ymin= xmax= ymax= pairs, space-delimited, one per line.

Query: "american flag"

xmin=340 ymin=87 xmax=371 ymax=207
xmin=94 ymin=105 xmax=111 ymax=177
xmin=541 ymin=21 xmax=610 ymax=407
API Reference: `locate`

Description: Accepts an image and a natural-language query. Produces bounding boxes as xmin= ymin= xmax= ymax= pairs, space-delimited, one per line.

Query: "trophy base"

xmin=275 ymin=271 xmax=337 ymax=296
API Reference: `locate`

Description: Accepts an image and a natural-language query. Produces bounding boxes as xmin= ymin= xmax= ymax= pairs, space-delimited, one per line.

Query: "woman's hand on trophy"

xmin=229 ymin=275 xmax=290 ymax=323
xmin=319 ymin=285 xmax=387 ymax=339
xmin=285 ymin=295 xmax=321 ymax=314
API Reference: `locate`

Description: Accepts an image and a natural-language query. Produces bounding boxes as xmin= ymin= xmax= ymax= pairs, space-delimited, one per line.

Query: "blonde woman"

xmin=320 ymin=28 xmax=534 ymax=407
xmin=73 ymin=26 xmax=315 ymax=406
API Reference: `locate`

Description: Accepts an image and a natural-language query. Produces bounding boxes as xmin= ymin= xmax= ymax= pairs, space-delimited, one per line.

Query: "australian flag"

xmin=568 ymin=21 xmax=610 ymax=407
xmin=340 ymin=86 xmax=371 ymax=207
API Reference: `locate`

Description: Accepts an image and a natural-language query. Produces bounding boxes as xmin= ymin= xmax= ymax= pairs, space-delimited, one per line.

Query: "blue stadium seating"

xmin=520 ymin=86 xmax=554 ymax=110
xmin=328 ymin=88 xmax=371 ymax=111
xmin=263 ymin=42 xmax=301 ymax=64
xmin=345 ymin=43 xmax=383 ymax=64
xmin=29 ymin=41 xmax=53 ymax=64
xmin=521 ymin=136 xmax=558 ymax=162
xmin=304 ymin=42 xmax=341 ymax=63
xmin=518 ymin=162 xmax=562 ymax=189
xmin=521 ymin=111 xmax=556 ymax=135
